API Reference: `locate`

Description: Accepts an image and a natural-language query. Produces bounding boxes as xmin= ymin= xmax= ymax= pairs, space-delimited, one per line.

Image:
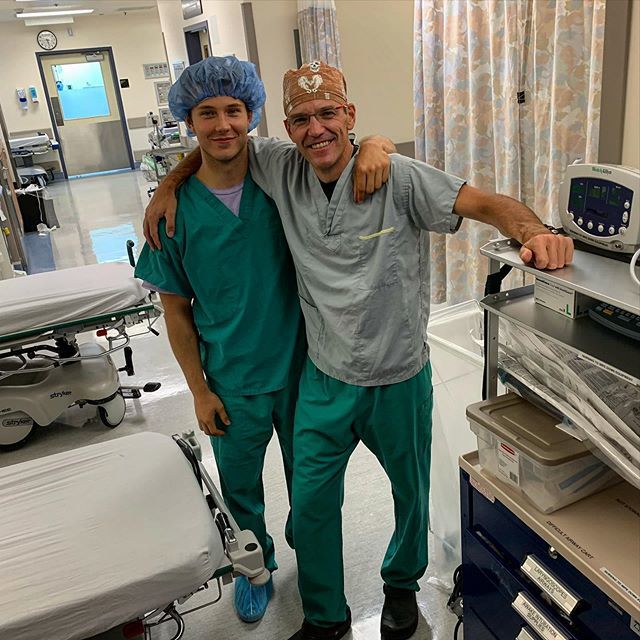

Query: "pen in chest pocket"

xmin=358 ymin=226 xmax=396 ymax=241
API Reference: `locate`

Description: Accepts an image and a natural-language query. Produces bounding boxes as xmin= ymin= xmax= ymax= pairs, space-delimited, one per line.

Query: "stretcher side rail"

xmin=0 ymin=302 xmax=161 ymax=349
xmin=138 ymin=437 xmax=268 ymax=640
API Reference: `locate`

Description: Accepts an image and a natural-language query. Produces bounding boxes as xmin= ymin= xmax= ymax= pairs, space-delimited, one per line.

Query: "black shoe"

xmin=287 ymin=607 xmax=352 ymax=640
xmin=380 ymin=585 xmax=419 ymax=640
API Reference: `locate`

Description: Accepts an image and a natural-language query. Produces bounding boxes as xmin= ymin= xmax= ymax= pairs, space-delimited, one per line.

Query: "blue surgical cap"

xmin=168 ymin=56 xmax=266 ymax=131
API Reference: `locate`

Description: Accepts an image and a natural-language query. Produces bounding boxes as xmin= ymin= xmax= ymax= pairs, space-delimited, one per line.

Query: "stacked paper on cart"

xmin=498 ymin=320 xmax=640 ymax=489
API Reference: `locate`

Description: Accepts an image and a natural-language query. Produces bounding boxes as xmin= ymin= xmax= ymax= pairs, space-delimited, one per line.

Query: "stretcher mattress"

xmin=0 ymin=263 xmax=147 ymax=337
xmin=0 ymin=433 xmax=225 ymax=640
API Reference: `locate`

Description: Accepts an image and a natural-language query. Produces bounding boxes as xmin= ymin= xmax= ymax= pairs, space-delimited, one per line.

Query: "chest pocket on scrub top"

xmin=356 ymin=226 xmax=400 ymax=290
xmin=353 ymin=226 xmax=406 ymax=343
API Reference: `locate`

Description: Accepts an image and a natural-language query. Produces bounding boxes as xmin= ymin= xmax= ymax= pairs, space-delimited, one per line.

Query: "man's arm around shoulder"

xmin=144 ymin=148 xmax=201 ymax=250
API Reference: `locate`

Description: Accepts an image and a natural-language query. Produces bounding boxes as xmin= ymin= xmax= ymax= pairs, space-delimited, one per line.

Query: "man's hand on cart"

xmin=519 ymin=232 xmax=574 ymax=270
xmin=194 ymin=389 xmax=230 ymax=436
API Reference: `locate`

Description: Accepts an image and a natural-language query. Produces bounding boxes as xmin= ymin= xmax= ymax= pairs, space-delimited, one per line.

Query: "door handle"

xmin=51 ymin=96 xmax=64 ymax=126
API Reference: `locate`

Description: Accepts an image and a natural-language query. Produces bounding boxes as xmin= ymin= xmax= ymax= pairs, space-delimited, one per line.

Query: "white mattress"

xmin=0 ymin=263 xmax=147 ymax=337
xmin=0 ymin=433 xmax=225 ymax=640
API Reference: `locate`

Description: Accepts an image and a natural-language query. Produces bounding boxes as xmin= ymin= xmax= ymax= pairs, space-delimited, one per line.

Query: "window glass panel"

xmin=53 ymin=62 xmax=110 ymax=120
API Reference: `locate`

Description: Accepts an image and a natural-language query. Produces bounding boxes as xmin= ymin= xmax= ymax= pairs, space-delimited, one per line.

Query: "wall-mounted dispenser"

xmin=16 ymin=88 xmax=28 ymax=110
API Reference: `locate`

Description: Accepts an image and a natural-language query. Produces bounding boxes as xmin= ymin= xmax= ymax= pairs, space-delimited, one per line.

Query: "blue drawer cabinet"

xmin=460 ymin=465 xmax=640 ymax=640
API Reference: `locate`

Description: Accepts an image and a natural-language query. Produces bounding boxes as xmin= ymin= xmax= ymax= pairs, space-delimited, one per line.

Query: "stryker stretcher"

xmin=0 ymin=432 xmax=268 ymax=640
xmin=0 ymin=263 xmax=161 ymax=448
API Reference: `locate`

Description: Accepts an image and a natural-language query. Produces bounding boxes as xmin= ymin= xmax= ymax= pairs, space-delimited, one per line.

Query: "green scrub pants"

xmin=210 ymin=381 xmax=299 ymax=573
xmin=292 ymin=358 xmax=433 ymax=626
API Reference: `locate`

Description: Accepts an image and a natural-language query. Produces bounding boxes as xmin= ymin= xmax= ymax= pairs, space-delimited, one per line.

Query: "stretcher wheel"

xmin=98 ymin=391 xmax=126 ymax=428
xmin=0 ymin=422 xmax=35 ymax=450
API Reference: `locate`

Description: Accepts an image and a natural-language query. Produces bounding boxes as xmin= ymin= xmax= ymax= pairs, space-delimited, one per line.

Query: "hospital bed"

xmin=0 ymin=262 xmax=161 ymax=448
xmin=9 ymin=132 xmax=60 ymax=187
xmin=0 ymin=431 xmax=269 ymax=640
xmin=10 ymin=132 xmax=60 ymax=186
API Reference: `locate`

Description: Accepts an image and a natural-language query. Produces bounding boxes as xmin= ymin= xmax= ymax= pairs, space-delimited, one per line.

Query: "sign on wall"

xmin=143 ymin=62 xmax=170 ymax=79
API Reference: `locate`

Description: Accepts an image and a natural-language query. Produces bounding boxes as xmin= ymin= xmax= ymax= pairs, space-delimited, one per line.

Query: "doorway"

xmin=184 ymin=21 xmax=212 ymax=65
xmin=37 ymin=48 xmax=134 ymax=178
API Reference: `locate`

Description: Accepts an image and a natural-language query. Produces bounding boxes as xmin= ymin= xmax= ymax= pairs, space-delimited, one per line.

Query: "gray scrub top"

xmin=248 ymin=137 xmax=465 ymax=386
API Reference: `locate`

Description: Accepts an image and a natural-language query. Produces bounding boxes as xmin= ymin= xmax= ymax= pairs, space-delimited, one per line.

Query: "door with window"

xmin=38 ymin=49 xmax=133 ymax=177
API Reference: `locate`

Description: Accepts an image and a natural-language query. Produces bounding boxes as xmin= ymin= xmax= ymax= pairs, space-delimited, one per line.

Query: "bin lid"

xmin=466 ymin=394 xmax=589 ymax=465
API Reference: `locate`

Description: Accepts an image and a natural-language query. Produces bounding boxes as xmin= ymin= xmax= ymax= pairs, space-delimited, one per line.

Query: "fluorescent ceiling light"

xmin=24 ymin=16 xmax=74 ymax=25
xmin=17 ymin=9 xmax=94 ymax=17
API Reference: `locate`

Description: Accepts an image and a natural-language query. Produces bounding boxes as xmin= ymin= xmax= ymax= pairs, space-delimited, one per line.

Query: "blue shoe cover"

xmin=234 ymin=575 xmax=273 ymax=622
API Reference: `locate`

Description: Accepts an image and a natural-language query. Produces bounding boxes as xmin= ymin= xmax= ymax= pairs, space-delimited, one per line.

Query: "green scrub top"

xmin=135 ymin=174 xmax=304 ymax=396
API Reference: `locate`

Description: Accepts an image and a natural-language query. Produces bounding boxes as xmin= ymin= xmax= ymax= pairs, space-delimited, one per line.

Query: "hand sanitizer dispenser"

xmin=16 ymin=88 xmax=28 ymax=110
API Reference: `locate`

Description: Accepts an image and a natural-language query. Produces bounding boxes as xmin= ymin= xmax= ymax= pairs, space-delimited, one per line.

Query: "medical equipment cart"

xmin=460 ymin=240 xmax=640 ymax=640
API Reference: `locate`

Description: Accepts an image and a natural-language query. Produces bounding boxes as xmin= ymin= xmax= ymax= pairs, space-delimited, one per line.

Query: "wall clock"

xmin=37 ymin=30 xmax=58 ymax=51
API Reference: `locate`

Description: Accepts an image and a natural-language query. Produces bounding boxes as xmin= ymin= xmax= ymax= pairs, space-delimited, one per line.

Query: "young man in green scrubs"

xmin=135 ymin=56 xmax=392 ymax=626
xmin=134 ymin=57 xmax=306 ymax=623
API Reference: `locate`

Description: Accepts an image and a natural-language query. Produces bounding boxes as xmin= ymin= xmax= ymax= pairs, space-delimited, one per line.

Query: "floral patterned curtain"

xmin=297 ymin=0 xmax=342 ymax=68
xmin=414 ymin=0 xmax=605 ymax=305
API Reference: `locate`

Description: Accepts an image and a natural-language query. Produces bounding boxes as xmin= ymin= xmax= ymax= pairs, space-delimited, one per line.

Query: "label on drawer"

xmin=497 ymin=439 xmax=520 ymax=485
xmin=521 ymin=555 xmax=580 ymax=615
xmin=631 ymin=618 xmax=640 ymax=637
xmin=512 ymin=592 xmax=569 ymax=640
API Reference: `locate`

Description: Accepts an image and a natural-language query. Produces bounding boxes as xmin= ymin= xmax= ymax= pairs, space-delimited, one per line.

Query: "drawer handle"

xmin=512 ymin=592 xmax=569 ymax=640
xmin=521 ymin=555 xmax=581 ymax=616
xmin=516 ymin=628 xmax=538 ymax=640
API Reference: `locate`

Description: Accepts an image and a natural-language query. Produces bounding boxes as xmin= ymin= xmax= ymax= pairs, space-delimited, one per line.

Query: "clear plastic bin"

xmin=467 ymin=394 xmax=620 ymax=514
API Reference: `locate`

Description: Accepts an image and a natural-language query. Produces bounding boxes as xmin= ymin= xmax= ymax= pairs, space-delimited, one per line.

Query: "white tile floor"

xmin=3 ymin=170 xmax=475 ymax=639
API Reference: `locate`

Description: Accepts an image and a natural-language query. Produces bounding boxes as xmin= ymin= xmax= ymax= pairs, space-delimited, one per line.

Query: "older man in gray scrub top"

xmin=144 ymin=61 xmax=573 ymax=640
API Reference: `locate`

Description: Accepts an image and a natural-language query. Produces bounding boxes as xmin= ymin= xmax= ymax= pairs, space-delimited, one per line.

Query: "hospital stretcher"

xmin=0 ymin=431 xmax=268 ymax=640
xmin=0 ymin=262 xmax=161 ymax=448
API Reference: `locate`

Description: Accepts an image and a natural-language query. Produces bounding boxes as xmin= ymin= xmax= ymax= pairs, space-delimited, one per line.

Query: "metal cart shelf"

xmin=480 ymin=239 xmax=640 ymax=397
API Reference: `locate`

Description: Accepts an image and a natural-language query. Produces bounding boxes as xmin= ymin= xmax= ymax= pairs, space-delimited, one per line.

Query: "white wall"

xmin=622 ymin=0 xmax=640 ymax=169
xmin=156 ymin=0 xmax=297 ymax=140
xmin=252 ymin=0 xmax=298 ymax=139
xmin=157 ymin=0 xmax=248 ymax=72
xmin=336 ymin=0 xmax=414 ymax=144
xmin=156 ymin=0 xmax=189 ymax=78
xmin=0 ymin=10 xmax=167 ymax=156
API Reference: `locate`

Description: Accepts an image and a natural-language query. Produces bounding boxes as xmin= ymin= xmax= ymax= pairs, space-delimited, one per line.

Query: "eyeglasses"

xmin=286 ymin=105 xmax=348 ymax=131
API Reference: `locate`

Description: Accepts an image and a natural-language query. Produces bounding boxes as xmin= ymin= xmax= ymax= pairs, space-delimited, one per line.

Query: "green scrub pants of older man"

xmin=291 ymin=357 xmax=433 ymax=635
